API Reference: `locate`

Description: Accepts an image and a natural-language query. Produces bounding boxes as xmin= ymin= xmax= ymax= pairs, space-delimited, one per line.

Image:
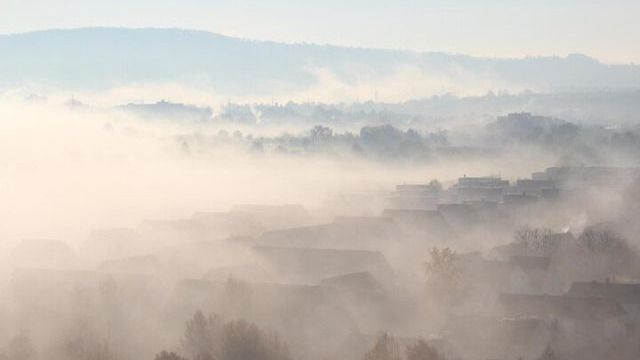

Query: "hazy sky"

xmin=1 ymin=0 xmax=639 ymax=63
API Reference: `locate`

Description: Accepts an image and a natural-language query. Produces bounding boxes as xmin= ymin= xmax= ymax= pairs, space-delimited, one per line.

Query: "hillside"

xmin=1 ymin=27 xmax=639 ymax=96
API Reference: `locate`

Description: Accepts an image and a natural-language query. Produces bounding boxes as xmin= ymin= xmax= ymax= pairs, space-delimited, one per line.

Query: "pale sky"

xmin=1 ymin=0 xmax=639 ymax=63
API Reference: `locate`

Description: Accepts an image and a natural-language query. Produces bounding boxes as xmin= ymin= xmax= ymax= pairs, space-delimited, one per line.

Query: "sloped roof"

xmin=98 ymin=255 xmax=164 ymax=275
xmin=203 ymin=264 xmax=274 ymax=283
xmin=499 ymin=293 xmax=625 ymax=320
xmin=256 ymin=216 xmax=402 ymax=250
xmin=253 ymin=246 xmax=394 ymax=284
xmin=382 ymin=209 xmax=454 ymax=238
xmin=191 ymin=211 xmax=264 ymax=237
xmin=508 ymin=256 xmax=551 ymax=272
xmin=320 ymin=271 xmax=386 ymax=300
xmin=568 ymin=281 xmax=640 ymax=304
xmin=231 ymin=204 xmax=312 ymax=230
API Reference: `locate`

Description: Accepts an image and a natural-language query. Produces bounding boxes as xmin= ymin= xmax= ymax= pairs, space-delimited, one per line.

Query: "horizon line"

xmin=0 ymin=26 xmax=626 ymax=66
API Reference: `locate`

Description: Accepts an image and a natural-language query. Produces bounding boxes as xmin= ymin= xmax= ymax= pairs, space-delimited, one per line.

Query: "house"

xmin=437 ymin=203 xmax=480 ymax=231
xmin=489 ymin=232 xmax=575 ymax=260
xmin=139 ymin=218 xmax=209 ymax=246
xmin=252 ymin=246 xmax=394 ymax=285
xmin=319 ymin=271 xmax=397 ymax=332
xmin=503 ymin=193 xmax=539 ymax=208
xmin=568 ymin=281 xmax=640 ymax=304
xmin=11 ymin=239 xmax=76 ymax=268
xmin=512 ymin=179 xmax=556 ymax=196
xmin=191 ymin=211 xmax=264 ymax=237
xmin=82 ymin=227 xmax=140 ymax=259
xmin=256 ymin=216 xmax=402 ymax=251
xmin=459 ymin=257 xmax=550 ymax=295
xmin=498 ymin=293 xmax=629 ymax=357
xmin=167 ymin=278 xmax=357 ymax=360
xmin=567 ymin=281 xmax=640 ymax=320
xmin=499 ymin=293 xmax=625 ymax=321
xmin=8 ymin=268 xmax=155 ymax=325
xmin=454 ymin=176 xmax=509 ymax=202
xmin=203 ymin=264 xmax=274 ymax=283
xmin=323 ymin=192 xmax=384 ymax=216
xmin=98 ymin=255 xmax=164 ymax=275
xmin=543 ymin=166 xmax=640 ymax=189
xmin=382 ymin=209 xmax=455 ymax=241
xmin=386 ymin=183 xmax=441 ymax=210
xmin=320 ymin=271 xmax=386 ymax=302
xmin=231 ymin=204 xmax=312 ymax=230
xmin=444 ymin=315 xmax=555 ymax=360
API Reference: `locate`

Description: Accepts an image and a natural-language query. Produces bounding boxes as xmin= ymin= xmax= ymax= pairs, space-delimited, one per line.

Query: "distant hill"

xmin=1 ymin=27 xmax=639 ymax=96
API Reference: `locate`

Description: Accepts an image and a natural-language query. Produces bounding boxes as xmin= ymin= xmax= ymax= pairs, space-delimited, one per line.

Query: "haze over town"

xmin=1 ymin=2 xmax=640 ymax=360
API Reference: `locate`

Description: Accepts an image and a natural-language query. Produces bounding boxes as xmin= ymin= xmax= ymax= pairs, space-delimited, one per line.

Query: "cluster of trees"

xmin=423 ymin=247 xmax=466 ymax=306
xmin=572 ymin=226 xmax=639 ymax=281
xmin=177 ymin=124 xmax=449 ymax=160
xmin=363 ymin=333 xmax=446 ymax=360
xmin=155 ymin=311 xmax=290 ymax=360
xmin=514 ymin=225 xmax=639 ymax=281
xmin=250 ymin=125 xmax=448 ymax=160
xmin=182 ymin=110 xmax=640 ymax=163
xmin=515 ymin=226 xmax=555 ymax=256
xmin=216 ymin=103 xmax=419 ymax=126
xmin=486 ymin=113 xmax=640 ymax=164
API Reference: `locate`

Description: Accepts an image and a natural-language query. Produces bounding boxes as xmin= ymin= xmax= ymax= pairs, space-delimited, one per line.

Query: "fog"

xmin=2 ymin=92 xmax=640 ymax=360
xmin=3 ymin=27 xmax=640 ymax=360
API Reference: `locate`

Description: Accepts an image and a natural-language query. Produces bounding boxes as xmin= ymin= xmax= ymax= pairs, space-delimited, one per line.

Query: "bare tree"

xmin=182 ymin=311 xmax=223 ymax=360
xmin=576 ymin=227 xmax=633 ymax=279
xmin=405 ymin=338 xmax=444 ymax=360
xmin=221 ymin=320 xmax=290 ymax=360
xmin=538 ymin=345 xmax=556 ymax=360
xmin=364 ymin=332 xmax=401 ymax=360
xmin=423 ymin=247 xmax=465 ymax=304
xmin=63 ymin=335 xmax=115 ymax=360
xmin=424 ymin=247 xmax=459 ymax=282
xmin=578 ymin=228 xmax=628 ymax=254
xmin=182 ymin=311 xmax=290 ymax=360
xmin=154 ymin=351 xmax=189 ymax=360
xmin=515 ymin=226 xmax=553 ymax=255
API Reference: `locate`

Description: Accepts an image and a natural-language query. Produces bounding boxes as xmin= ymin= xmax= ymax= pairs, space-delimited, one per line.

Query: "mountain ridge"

xmin=1 ymin=27 xmax=638 ymax=97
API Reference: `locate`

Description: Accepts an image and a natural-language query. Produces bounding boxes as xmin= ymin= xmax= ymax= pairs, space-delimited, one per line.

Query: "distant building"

xmin=231 ymin=204 xmax=312 ymax=230
xmin=567 ymin=281 xmax=640 ymax=321
xmin=382 ymin=209 xmax=454 ymax=240
xmin=499 ymin=293 xmax=625 ymax=322
xmin=454 ymin=176 xmax=509 ymax=202
xmin=511 ymin=179 xmax=556 ymax=196
xmin=386 ymin=183 xmax=441 ymax=210
xmin=543 ymin=166 xmax=640 ymax=189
